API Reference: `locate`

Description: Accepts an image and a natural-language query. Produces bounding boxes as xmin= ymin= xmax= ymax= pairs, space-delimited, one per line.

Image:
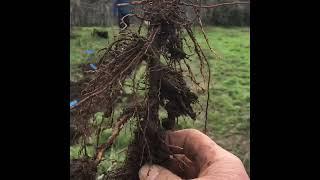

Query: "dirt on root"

xmin=70 ymin=158 xmax=98 ymax=180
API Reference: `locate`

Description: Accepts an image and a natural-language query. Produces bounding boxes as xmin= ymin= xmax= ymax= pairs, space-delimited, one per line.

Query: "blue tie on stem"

xmin=70 ymin=100 xmax=78 ymax=108
xmin=90 ymin=64 xmax=97 ymax=70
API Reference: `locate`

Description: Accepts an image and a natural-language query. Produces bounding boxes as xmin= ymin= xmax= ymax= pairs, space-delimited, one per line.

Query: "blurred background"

xmin=70 ymin=0 xmax=250 ymax=176
xmin=70 ymin=0 xmax=249 ymax=27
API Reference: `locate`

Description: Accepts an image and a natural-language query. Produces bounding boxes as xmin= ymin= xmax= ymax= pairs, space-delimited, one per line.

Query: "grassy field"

xmin=70 ymin=26 xmax=250 ymax=175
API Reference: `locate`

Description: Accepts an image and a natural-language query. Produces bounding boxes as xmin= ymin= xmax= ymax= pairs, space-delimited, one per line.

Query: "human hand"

xmin=139 ymin=129 xmax=249 ymax=180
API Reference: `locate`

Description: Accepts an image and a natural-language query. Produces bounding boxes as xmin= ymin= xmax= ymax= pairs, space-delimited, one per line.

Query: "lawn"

xmin=70 ymin=25 xmax=250 ymax=175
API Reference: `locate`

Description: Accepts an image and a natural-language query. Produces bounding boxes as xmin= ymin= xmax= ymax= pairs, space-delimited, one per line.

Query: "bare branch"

xmin=117 ymin=0 xmax=147 ymax=7
xmin=94 ymin=113 xmax=133 ymax=163
xmin=180 ymin=1 xmax=250 ymax=8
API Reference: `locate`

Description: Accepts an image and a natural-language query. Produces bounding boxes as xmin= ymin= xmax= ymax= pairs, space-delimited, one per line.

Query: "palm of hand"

xmin=139 ymin=129 xmax=249 ymax=180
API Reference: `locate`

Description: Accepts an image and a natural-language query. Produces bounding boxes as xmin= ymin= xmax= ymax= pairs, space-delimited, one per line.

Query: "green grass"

xmin=201 ymin=27 xmax=250 ymax=173
xmin=70 ymin=26 xmax=250 ymax=175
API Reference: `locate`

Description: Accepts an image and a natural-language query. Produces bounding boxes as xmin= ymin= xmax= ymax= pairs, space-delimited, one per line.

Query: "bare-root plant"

xmin=70 ymin=1 xmax=249 ymax=179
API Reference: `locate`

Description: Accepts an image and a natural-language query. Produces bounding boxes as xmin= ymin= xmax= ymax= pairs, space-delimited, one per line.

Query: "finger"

xmin=166 ymin=129 xmax=249 ymax=180
xmin=139 ymin=164 xmax=181 ymax=180
xmin=195 ymin=155 xmax=249 ymax=180
xmin=166 ymin=129 xmax=221 ymax=169
xmin=162 ymin=154 xmax=198 ymax=179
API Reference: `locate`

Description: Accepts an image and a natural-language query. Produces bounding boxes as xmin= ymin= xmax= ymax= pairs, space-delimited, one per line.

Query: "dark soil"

xmin=70 ymin=158 xmax=98 ymax=180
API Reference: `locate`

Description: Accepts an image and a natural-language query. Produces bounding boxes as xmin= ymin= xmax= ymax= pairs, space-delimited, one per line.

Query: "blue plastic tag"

xmin=90 ymin=63 xmax=97 ymax=70
xmin=85 ymin=50 xmax=95 ymax=55
xmin=70 ymin=100 xmax=78 ymax=107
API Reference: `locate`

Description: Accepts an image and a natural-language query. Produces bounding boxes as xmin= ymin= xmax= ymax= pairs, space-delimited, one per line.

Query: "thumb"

xmin=139 ymin=164 xmax=181 ymax=180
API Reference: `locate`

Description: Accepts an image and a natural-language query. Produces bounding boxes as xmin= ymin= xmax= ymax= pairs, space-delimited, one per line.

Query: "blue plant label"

xmin=70 ymin=100 xmax=78 ymax=107
xmin=90 ymin=63 xmax=97 ymax=70
xmin=85 ymin=49 xmax=95 ymax=54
